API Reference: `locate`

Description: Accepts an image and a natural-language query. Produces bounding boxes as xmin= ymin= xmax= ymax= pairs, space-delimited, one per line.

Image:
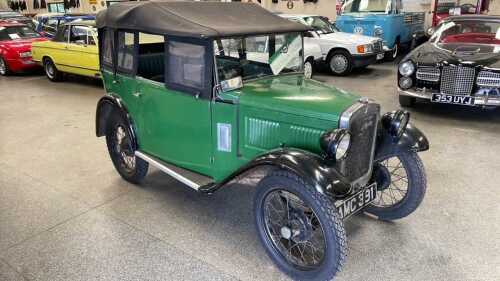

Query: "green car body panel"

xmin=102 ymin=70 xmax=359 ymax=182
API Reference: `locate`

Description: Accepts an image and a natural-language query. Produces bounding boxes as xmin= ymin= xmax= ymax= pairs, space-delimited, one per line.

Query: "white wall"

xmin=0 ymin=0 xmax=10 ymax=10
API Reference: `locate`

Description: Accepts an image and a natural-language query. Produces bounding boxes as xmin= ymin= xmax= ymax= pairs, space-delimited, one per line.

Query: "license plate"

xmin=431 ymin=93 xmax=475 ymax=105
xmin=336 ymin=183 xmax=377 ymax=220
xmin=376 ymin=53 xmax=384 ymax=60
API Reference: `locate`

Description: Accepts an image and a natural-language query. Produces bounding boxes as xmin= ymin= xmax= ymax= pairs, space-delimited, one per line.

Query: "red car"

xmin=0 ymin=21 xmax=47 ymax=76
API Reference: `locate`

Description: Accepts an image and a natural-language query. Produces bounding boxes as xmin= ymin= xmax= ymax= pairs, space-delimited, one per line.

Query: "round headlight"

xmin=399 ymin=76 xmax=413 ymax=90
xmin=373 ymin=27 xmax=384 ymax=37
xmin=382 ymin=110 xmax=410 ymax=139
xmin=320 ymin=129 xmax=352 ymax=161
xmin=399 ymin=61 xmax=415 ymax=77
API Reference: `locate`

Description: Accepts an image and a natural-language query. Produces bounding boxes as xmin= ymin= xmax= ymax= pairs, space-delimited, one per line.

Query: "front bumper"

xmin=6 ymin=58 xmax=39 ymax=73
xmin=398 ymin=88 xmax=500 ymax=107
xmin=352 ymin=52 xmax=384 ymax=68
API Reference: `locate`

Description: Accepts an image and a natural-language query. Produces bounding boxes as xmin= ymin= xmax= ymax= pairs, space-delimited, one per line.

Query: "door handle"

xmin=133 ymin=92 xmax=142 ymax=98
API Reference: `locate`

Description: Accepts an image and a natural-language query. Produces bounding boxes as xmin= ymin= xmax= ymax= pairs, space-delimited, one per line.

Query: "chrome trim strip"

xmin=398 ymin=88 xmax=432 ymax=99
xmin=135 ymin=151 xmax=200 ymax=190
xmin=339 ymin=101 xmax=364 ymax=129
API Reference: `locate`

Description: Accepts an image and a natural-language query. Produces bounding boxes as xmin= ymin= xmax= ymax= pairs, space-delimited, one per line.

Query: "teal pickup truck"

xmin=336 ymin=0 xmax=425 ymax=60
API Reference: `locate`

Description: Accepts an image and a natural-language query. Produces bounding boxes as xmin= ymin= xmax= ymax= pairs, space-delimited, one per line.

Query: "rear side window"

xmin=167 ymin=41 xmax=206 ymax=90
xmin=117 ymin=31 xmax=135 ymax=74
xmin=101 ymin=28 xmax=114 ymax=69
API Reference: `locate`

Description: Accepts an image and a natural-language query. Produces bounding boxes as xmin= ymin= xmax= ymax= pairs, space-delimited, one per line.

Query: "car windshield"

xmin=215 ymin=33 xmax=304 ymax=82
xmin=432 ymin=20 xmax=500 ymax=45
xmin=343 ymin=0 xmax=391 ymax=13
xmin=0 ymin=26 xmax=40 ymax=41
xmin=302 ymin=16 xmax=337 ymax=34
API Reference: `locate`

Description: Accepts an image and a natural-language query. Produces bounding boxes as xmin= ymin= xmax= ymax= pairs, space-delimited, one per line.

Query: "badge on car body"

xmin=354 ymin=26 xmax=364 ymax=34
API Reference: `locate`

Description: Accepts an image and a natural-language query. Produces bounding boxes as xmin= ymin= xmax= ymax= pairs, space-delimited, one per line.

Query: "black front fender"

xmin=212 ymin=149 xmax=352 ymax=198
xmin=375 ymin=123 xmax=429 ymax=161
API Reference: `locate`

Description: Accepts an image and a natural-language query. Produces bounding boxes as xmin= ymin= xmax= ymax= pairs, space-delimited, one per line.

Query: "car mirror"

xmin=220 ymin=76 xmax=243 ymax=93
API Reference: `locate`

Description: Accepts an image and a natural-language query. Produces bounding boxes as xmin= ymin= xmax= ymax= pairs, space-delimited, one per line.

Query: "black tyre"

xmin=105 ymin=111 xmax=148 ymax=184
xmin=0 ymin=56 xmax=10 ymax=76
xmin=43 ymin=57 xmax=63 ymax=82
xmin=328 ymin=50 xmax=352 ymax=76
xmin=385 ymin=41 xmax=399 ymax=62
xmin=364 ymin=152 xmax=426 ymax=221
xmin=304 ymin=58 xmax=314 ymax=79
xmin=399 ymin=95 xmax=416 ymax=107
xmin=254 ymin=170 xmax=347 ymax=281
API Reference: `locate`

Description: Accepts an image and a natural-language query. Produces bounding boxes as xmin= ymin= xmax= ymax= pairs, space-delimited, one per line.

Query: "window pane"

xmin=168 ymin=41 xmax=205 ymax=89
xmin=102 ymin=29 xmax=114 ymax=66
xmin=70 ymin=26 xmax=87 ymax=44
xmin=117 ymin=32 xmax=135 ymax=72
xmin=137 ymin=33 xmax=165 ymax=82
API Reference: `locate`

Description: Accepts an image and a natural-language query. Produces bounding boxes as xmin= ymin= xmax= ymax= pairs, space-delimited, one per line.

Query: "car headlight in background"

xmin=373 ymin=26 xmax=384 ymax=38
xmin=357 ymin=44 xmax=374 ymax=54
xmin=382 ymin=110 xmax=410 ymax=139
xmin=399 ymin=61 xmax=415 ymax=77
xmin=19 ymin=51 xmax=31 ymax=58
xmin=320 ymin=129 xmax=351 ymax=161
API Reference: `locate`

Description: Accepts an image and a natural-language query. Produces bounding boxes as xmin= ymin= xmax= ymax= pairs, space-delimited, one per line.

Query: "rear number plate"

xmin=432 ymin=93 xmax=475 ymax=105
xmin=336 ymin=183 xmax=377 ymax=220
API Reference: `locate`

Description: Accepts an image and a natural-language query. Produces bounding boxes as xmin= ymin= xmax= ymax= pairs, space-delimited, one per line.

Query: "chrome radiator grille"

xmin=477 ymin=71 xmax=500 ymax=88
xmin=338 ymin=102 xmax=380 ymax=184
xmin=440 ymin=65 xmax=475 ymax=96
xmin=416 ymin=67 xmax=440 ymax=82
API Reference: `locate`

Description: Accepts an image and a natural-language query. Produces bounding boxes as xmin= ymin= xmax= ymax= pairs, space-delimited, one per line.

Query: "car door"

xmin=135 ymin=35 xmax=213 ymax=176
xmin=65 ymin=25 xmax=99 ymax=77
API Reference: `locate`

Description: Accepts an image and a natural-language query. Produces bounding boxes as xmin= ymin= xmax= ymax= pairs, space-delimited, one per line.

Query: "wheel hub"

xmin=280 ymin=226 xmax=292 ymax=240
xmin=374 ymin=163 xmax=391 ymax=191
xmin=288 ymin=211 xmax=312 ymax=243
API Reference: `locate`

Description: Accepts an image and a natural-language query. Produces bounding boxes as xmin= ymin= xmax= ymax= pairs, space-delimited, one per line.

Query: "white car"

xmin=280 ymin=14 xmax=385 ymax=76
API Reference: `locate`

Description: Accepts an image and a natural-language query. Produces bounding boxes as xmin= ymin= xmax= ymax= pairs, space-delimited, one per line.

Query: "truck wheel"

xmin=385 ymin=41 xmax=399 ymax=62
xmin=0 ymin=57 xmax=10 ymax=76
xmin=43 ymin=58 xmax=63 ymax=82
xmin=328 ymin=50 xmax=352 ymax=76
xmin=254 ymin=170 xmax=346 ymax=281
xmin=105 ymin=111 xmax=148 ymax=184
xmin=399 ymin=95 xmax=416 ymax=107
xmin=365 ymin=152 xmax=426 ymax=221
xmin=304 ymin=58 xmax=314 ymax=79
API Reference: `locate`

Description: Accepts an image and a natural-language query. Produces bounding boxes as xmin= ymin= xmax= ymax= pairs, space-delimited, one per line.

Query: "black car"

xmin=397 ymin=15 xmax=500 ymax=108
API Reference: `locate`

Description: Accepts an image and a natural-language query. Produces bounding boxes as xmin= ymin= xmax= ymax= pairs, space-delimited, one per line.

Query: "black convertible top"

xmin=96 ymin=1 xmax=310 ymax=38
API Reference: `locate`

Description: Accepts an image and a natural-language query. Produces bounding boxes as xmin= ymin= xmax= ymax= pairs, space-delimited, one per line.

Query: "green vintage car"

xmin=95 ymin=2 xmax=429 ymax=280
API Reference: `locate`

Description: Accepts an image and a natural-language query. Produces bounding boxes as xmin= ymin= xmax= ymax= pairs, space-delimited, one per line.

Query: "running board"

xmin=135 ymin=151 xmax=213 ymax=191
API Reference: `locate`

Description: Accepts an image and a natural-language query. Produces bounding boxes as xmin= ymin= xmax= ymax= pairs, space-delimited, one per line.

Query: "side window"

xmin=88 ymin=31 xmax=96 ymax=46
xmin=102 ymin=28 xmax=114 ymax=68
xmin=63 ymin=26 xmax=70 ymax=42
xmin=69 ymin=26 xmax=88 ymax=44
xmin=167 ymin=40 xmax=206 ymax=91
xmin=137 ymin=33 xmax=165 ymax=82
xmin=117 ymin=31 xmax=135 ymax=74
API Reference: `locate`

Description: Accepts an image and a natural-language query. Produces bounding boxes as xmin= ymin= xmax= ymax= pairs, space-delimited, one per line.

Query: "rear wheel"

xmin=105 ymin=111 xmax=148 ymax=184
xmin=0 ymin=57 xmax=10 ymax=76
xmin=43 ymin=58 xmax=62 ymax=82
xmin=365 ymin=152 xmax=427 ymax=221
xmin=399 ymin=95 xmax=416 ymax=107
xmin=304 ymin=59 xmax=314 ymax=79
xmin=254 ymin=170 xmax=346 ymax=281
xmin=328 ymin=50 xmax=352 ymax=76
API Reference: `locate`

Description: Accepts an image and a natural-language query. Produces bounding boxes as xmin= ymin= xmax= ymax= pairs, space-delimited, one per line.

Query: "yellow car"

xmin=32 ymin=20 xmax=99 ymax=81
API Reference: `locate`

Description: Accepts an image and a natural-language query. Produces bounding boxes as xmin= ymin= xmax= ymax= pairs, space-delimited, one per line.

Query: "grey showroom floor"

xmin=1 ymin=61 xmax=499 ymax=281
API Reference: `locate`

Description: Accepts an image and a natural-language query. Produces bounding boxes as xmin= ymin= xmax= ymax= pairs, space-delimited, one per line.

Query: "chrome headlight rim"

xmin=373 ymin=26 xmax=384 ymax=37
xmin=399 ymin=60 xmax=415 ymax=77
xmin=320 ymin=129 xmax=352 ymax=161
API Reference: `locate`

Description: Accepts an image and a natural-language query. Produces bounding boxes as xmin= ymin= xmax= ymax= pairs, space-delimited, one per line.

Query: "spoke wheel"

xmin=254 ymin=170 xmax=346 ymax=281
xmin=364 ymin=152 xmax=427 ymax=221
xmin=105 ymin=111 xmax=148 ymax=184
xmin=263 ymin=190 xmax=326 ymax=270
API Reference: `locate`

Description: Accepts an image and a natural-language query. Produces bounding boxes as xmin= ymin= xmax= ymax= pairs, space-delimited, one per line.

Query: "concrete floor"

xmin=0 ymin=62 xmax=499 ymax=281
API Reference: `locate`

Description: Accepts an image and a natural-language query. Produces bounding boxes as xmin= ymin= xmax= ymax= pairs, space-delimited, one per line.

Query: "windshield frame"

xmin=300 ymin=16 xmax=337 ymax=35
xmin=430 ymin=19 xmax=500 ymax=46
xmin=213 ymin=32 xmax=305 ymax=87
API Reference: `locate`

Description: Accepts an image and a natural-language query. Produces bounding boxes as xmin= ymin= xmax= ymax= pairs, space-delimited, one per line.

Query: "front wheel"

xmin=43 ymin=58 xmax=63 ymax=82
xmin=304 ymin=59 xmax=314 ymax=79
xmin=364 ymin=152 xmax=427 ymax=221
xmin=254 ymin=170 xmax=347 ymax=281
xmin=328 ymin=50 xmax=352 ymax=76
xmin=0 ymin=57 xmax=10 ymax=76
